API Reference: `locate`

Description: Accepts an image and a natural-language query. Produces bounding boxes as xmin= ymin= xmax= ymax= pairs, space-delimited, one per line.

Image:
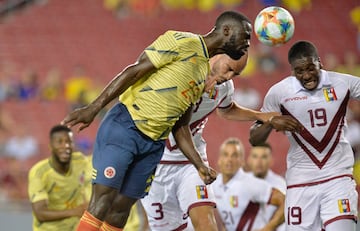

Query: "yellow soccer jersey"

xmin=120 ymin=30 xmax=209 ymax=140
xmin=28 ymin=152 xmax=92 ymax=231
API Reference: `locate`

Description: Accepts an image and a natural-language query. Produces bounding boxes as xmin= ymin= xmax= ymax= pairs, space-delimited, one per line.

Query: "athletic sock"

xmin=76 ymin=210 xmax=102 ymax=231
xmin=99 ymin=221 xmax=123 ymax=231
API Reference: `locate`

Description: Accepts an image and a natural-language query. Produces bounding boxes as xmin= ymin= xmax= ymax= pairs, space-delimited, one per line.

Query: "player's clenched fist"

xmin=198 ymin=165 xmax=217 ymax=185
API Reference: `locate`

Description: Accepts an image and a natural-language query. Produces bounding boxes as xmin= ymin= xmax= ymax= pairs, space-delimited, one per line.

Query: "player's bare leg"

xmin=189 ymin=205 xmax=218 ymax=231
xmin=83 ymin=184 xmax=137 ymax=228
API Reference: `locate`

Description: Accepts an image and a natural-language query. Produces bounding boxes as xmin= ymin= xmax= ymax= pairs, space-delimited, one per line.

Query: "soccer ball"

xmin=254 ymin=6 xmax=295 ymax=46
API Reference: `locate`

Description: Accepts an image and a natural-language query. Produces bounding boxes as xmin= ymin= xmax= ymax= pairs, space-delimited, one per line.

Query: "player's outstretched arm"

xmin=260 ymin=188 xmax=285 ymax=231
xmin=31 ymin=200 xmax=87 ymax=222
xmin=172 ymin=106 xmax=217 ymax=185
xmin=61 ymin=52 xmax=156 ymax=131
xmin=216 ymin=101 xmax=279 ymax=122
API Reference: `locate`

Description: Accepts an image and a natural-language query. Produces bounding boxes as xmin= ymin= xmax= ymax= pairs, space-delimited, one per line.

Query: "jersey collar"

xmin=198 ymin=35 xmax=209 ymax=60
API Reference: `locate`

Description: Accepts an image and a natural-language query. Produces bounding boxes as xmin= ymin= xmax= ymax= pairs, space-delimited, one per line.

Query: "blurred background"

xmin=0 ymin=0 xmax=359 ymax=229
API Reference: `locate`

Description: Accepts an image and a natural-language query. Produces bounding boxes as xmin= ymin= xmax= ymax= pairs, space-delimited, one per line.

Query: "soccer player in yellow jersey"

xmin=28 ymin=125 xmax=92 ymax=231
xmin=62 ymin=10 xmax=252 ymax=231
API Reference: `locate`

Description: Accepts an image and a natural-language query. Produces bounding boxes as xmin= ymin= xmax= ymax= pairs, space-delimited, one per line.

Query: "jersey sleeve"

xmin=144 ymin=31 xmax=178 ymax=69
xmin=218 ymin=80 xmax=235 ymax=108
xmin=28 ymin=166 xmax=48 ymax=203
xmin=346 ymin=73 xmax=360 ymax=100
xmin=83 ymin=154 xmax=93 ymax=202
xmin=261 ymin=85 xmax=282 ymax=113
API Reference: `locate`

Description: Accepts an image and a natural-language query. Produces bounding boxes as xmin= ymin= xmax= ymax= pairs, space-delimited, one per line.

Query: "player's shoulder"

xmin=224 ymin=79 xmax=235 ymax=91
xmin=326 ymin=70 xmax=360 ymax=83
xmin=71 ymin=152 xmax=90 ymax=163
xmin=29 ymin=158 xmax=51 ymax=176
xmin=163 ymin=30 xmax=198 ymax=41
xmin=217 ymin=79 xmax=234 ymax=95
xmin=266 ymin=76 xmax=294 ymax=95
xmin=266 ymin=170 xmax=286 ymax=189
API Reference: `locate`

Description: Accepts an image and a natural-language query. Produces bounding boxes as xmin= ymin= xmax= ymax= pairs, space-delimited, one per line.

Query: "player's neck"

xmin=222 ymin=174 xmax=235 ymax=184
xmin=49 ymin=156 xmax=71 ymax=175
xmin=256 ymin=171 xmax=268 ymax=179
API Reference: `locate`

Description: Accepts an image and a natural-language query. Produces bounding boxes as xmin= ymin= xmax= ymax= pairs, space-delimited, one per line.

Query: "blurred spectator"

xmin=0 ymin=108 xmax=15 ymax=154
xmin=233 ymin=78 xmax=262 ymax=110
xmin=323 ymin=52 xmax=340 ymax=71
xmin=282 ymin=0 xmax=311 ymax=14
xmin=261 ymin=0 xmax=280 ymax=7
xmin=4 ymin=125 xmax=39 ymax=161
xmin=129 ymin=0 xmax=160 ymax=16
xmin=350 ymin=6 xmax=360 ymax=51
xmin=64 ymin=65 xmax=93 ymax=110
xmin=75 ymin=135 xmax=93 ymax=155
xmin=237 ymin=48 xmax=257 ymax=78
xmin=39 ymin=67 xmax=64 ymax=101
xmin=336 ymin=51 xmax=360 ymax=77
xmin=0 ymin=73 xmax=12 ymax=102
xmin=1 ymin=125 xmax=39 ymax=200
xmin=16 ymin=68 xmax=39 ymax=100
xmin=257 ymin=44 xmax=280 ymax=75
xmin=218 ymin=0 xmax=243 ymax=8
xmin=0 ymin=61 xmax=20 ymax=100
xmin=103 ymin=0 xmax=131 ymax=18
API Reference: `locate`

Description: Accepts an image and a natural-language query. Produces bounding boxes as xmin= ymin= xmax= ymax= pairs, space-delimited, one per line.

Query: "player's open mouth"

xmin=303 ymin=80 xmax=317 ymax=89
xmin=60 ymin=149 xmax=71 ymax=158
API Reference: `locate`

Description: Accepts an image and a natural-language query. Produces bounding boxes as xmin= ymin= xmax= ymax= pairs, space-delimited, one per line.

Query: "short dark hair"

xmin=215 ymin=11 xmax=251 ymax=29
xmin=50 ymin=125 xmax=72 ymax=138
xmin=251 ymin=142 xmax=272 ymax=152
xmin=288 ymin=40 xmax=319 ymax=65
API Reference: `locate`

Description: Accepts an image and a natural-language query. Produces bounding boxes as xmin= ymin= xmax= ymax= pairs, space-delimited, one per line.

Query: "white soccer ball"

xmin=254 ymin=6 xmax=295 ymax=46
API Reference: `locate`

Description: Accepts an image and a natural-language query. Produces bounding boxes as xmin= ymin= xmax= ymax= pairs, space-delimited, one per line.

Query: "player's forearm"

xmin=173 ymin=125 xmax=205 ymax=169
xmin=249 ymin=122 xmax=273 ymax=146
xmin=217 ymin=102 xmax=278 ymax=122
xmin=264 ymin=205 xmax=285 ymax=230
xmin=264 ymin=188 xmax=285 ymax=230
xmin=34 ymin=208 xmax=81 ymax=222
xmin=217 ymin=102 xmax=258 ymax=121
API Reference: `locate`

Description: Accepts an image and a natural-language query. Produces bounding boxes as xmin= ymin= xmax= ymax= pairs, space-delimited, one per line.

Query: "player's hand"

xmin=61 ymin=105 xmax=98 ymax=132
xmin=71 ymin=203 xmax=88 ymax=217
xmin=198 ymin=164 xmax=217 ymax=185
xmin=269 ymin=115 xmax=303 ymax=133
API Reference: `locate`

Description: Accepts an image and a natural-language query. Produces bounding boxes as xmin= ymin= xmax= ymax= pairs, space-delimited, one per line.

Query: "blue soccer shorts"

xmin=92 ymin=103 xmax=165 ymax=198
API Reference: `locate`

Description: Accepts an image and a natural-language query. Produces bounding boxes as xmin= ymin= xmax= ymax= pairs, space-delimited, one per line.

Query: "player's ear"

xmin=318 ymin=57 xmax=323 ymax=69
xmin=222 ymin=24 xmax=230 ymax=36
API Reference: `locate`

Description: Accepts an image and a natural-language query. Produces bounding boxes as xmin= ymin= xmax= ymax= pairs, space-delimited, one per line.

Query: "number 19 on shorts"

xmin=288 ymin=206 xmax=302 ymax=225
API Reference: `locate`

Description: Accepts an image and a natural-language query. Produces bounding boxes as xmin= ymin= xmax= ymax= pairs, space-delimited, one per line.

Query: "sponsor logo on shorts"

xmin=196 ymin=185 xmax=208 ymax=199
xmin=104 ymin=167 xmax=116 ymax=179
xmin=338 ymin=199 xmax=351 ymax=213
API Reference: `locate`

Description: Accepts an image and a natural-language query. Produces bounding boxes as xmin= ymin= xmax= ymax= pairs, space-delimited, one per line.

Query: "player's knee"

xmin=191 ymin=218 xmax=218 ymax=231
xmin=189 ymin=206 xmax=218 ymax=231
